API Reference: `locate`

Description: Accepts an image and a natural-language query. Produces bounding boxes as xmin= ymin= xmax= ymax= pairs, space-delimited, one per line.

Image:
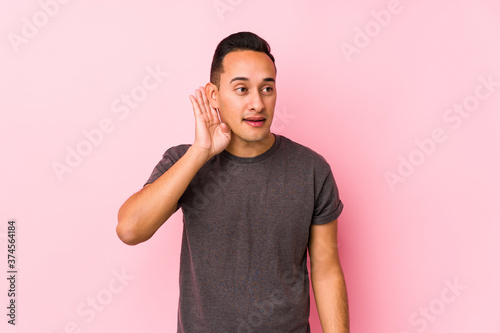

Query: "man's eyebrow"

xmin=229 ymin=77 xmax=276 ymax=84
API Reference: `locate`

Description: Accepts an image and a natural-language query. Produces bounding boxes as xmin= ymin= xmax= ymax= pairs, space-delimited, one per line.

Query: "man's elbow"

xmin=116 ymin=223 xmax=143 ymax=246
xmin=116 ymin=212 xmax=149 ymax=246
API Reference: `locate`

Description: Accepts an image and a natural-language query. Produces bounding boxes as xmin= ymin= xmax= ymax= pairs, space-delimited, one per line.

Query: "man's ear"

xmin=205 ymin=83 xmax=220 ymax=109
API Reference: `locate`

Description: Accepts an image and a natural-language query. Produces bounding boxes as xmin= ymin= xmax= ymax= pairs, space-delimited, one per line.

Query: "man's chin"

xmin=234 ymin=129 xmax=272 ymax=143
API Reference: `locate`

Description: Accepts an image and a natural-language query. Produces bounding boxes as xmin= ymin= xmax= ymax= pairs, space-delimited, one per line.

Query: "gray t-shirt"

xmin=145 ymin=134 xmax=343 ymax=332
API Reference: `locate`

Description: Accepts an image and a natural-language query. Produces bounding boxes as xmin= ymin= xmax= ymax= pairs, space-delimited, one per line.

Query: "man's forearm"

xmin=116 ymin=146 xmax=210 ymax=245
xmin=311 ymin=268 xmax=350 ymax=333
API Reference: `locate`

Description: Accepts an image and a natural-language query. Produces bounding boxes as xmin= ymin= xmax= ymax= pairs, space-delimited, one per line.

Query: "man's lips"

xmin=244 ymin=117 xmax=265 ymax=122
xmin=243 ymin=117 xmax=266 ymax=127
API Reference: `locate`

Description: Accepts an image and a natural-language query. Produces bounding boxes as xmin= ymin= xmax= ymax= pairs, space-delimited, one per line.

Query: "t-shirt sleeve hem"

xmin=311 ymin=201 xmax=344 ymax=225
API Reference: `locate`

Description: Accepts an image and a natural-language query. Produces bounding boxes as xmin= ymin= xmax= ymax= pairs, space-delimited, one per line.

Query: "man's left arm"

xmin=308 ymin=219 xmax=350 ymax=333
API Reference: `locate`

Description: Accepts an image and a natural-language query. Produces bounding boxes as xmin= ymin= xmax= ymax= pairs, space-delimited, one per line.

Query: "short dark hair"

xmin=210 ymin=31 xmax=276 ymax=88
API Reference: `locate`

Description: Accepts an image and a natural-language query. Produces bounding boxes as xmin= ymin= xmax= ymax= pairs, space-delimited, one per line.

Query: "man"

xmin=116 ymin=31 xmax=349 ymax=332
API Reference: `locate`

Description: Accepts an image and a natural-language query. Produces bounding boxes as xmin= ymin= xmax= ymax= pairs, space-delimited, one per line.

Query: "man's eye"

xmin=262 ymin=87 xmax=273 ymax=93
xmin=236 ymin=87 xmax=247 ymax=93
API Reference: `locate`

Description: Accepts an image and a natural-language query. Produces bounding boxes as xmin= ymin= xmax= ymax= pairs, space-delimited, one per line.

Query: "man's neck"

xmin=224 ymin=133 xmax=275 ymax=158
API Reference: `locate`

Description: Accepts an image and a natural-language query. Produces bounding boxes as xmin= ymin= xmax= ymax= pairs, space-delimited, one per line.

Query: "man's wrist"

xmin=187 ymin=145 xmax=213 ymax=165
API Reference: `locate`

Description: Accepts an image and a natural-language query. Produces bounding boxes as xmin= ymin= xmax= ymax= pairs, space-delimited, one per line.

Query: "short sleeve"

xmin=311 ymin=169 xmax=343 ymax=225
xmin=144 ymin=144 xmax=191 ymax=187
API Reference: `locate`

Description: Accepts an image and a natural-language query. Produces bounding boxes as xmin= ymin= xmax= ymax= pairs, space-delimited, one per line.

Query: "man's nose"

xmin=249 ymin=91 xmax=265 ymax=112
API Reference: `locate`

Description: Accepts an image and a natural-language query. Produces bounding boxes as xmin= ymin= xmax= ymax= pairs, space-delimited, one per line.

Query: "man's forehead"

xmin=221 ymin=50 xmax=276 ymax=79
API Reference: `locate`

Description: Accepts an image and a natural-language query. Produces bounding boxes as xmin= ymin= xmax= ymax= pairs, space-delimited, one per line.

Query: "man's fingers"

xmin=200 ymin=86 xmax=211 ymax=112
xmin=189 ymin=95 xmax=199 ymax=114
xmin=191 ymin=87 xmax=218 ymax=126
xmin=200 ymin=86 xmax=220 ymax=124
xmin=195 ymin=89 xmax=206 ymax=113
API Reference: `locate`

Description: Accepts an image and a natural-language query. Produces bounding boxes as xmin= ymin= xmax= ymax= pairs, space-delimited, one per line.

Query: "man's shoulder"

xmin=278 ymin=135 xmax=330 ymax=166
xmin=161 ymin=143 xmax=192 ymax=162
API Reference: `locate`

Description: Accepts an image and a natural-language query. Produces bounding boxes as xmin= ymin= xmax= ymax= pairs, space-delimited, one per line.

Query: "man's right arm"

xmin=116 ymin=146 xmax=210 ymax=245
xmin=116 ymin=85 xmax=231 ymax=245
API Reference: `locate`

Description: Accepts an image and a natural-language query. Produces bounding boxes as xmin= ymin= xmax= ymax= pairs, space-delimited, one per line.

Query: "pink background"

xmin=1 ymin=0 xmax=499 ymax=332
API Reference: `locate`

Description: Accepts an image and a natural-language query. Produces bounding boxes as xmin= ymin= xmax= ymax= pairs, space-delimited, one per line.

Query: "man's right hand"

xmin=189 ymin=86 xmax=231 ymax=160
xmin=117 ymin=86 xmax=232 ymax=246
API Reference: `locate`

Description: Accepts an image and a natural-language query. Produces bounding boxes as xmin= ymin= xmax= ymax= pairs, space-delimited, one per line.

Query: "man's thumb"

xmin=220 ymin=122 xmax=231 ymax=134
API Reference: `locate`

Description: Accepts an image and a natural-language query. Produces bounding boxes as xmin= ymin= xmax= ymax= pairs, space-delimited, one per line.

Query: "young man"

xmin=117 ymin=32 xmax=349 ymax=332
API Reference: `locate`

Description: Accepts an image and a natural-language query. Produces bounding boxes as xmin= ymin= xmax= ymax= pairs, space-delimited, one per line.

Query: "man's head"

xmin=206 ymin=32 xmax=277 ymax=153
xmin=210 ymin=31 xmax=276 ymax=89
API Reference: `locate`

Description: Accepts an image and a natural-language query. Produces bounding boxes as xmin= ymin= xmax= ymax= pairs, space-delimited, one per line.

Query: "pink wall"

xmin=1 ymin=0 xmax=499 ymax=332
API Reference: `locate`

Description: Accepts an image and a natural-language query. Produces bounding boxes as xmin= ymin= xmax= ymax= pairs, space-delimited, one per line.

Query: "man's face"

xmin=214 ymin=50 xmax=277 ymax=145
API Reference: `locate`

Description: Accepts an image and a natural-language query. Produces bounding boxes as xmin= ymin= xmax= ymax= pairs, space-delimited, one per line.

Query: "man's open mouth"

xmin=243 ymin=117 xmax=266 ymax=127
xmin=244 ymin=117 xmax=265 ymax=122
